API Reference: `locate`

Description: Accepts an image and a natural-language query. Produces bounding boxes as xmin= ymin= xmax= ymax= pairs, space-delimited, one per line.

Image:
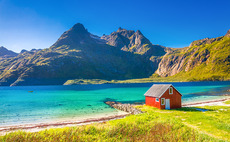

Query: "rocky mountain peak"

xmin=117 ymin=27 xmax=124 ymax=32
xmin=225 ymin=29 xmax=230 ymax=37
xmin=50 ymin=23 xmax=95 ymax=49
xmin=101 ymin=27 xmax=165 ymax=55
xmin=20 ymin=49 xmax=28 ymax=54
xmin=0 ymin=46 xmax=5 ymax=49
xmin=135 ymin=30 xmax=143 ymax=35
xmin=0 ymin=46 xmax=18 ymax=57
xmin=115 ymin=28 xmax=135 ymax=37
xmin=71 ymin=23 xmax=88 ymax=33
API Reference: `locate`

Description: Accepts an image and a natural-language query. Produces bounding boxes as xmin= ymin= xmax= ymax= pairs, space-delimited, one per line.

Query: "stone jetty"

xmin=105 ymin=101 xmax=143 ymax=114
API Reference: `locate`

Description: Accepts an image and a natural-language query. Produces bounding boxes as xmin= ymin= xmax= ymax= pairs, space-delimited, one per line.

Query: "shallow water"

xmin=0 ymin=81 xmax=229 ymax=126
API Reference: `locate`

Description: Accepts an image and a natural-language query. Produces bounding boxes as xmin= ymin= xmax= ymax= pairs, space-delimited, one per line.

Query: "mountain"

xmin=0 ymin=23 xmax=155 ymax=86
xmin=0 ymin=46 xmax=18 ymax=58
xmin=20 ymin=49 xmax=42 ymax=54
xmin=156 ymin=30 xmax=230 ymax=81
xmin=0 ymin=24 xmax=229 ymax=86
xmin=101 ymin=27 xmax=166 ymax=72
xmin=101 ymin=28 xmax=166 ymax=56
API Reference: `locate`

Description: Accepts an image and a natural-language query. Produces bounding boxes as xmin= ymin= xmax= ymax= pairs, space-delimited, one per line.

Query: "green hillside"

xmin=0 ymin=24 xmax=155 ymax=86
xmin=0 ymin=24 xmax=229 ymax=86
xmin=1 ymin=104 xmax=230 ymax=141
xmin=156 ymin=35 xmax=230 ymax=81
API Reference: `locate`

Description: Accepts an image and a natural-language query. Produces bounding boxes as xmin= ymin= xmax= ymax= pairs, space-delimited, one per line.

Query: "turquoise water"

xmin=0 ymin=81 xmax=230 ymax=126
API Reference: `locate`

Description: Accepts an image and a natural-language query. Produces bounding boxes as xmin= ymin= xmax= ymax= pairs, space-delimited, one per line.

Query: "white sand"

xmin=182 ymin=97 xmax=230 ymax=107
xmin=0 ymin=111 xmax=129 ymax=136
xmin=1 ymin=97 xmax=229 ymax=136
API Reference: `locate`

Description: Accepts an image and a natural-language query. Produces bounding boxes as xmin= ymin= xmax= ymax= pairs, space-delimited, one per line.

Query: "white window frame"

xmin=156 ymin=98 xmax=159 ymax=102
xmin=169 ymin=87 xmax=173 ymax=94
xmin=161 ymin=98 xmax=165 ymax=105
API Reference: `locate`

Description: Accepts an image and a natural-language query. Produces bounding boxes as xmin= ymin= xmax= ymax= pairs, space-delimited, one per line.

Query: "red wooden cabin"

xmin=144 ymin=84 xmax=182 ymax=109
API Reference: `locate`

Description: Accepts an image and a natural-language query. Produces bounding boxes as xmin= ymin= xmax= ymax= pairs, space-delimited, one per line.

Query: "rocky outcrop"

xmin=156 ymin=46 xmax=212 ymax=77
xmin=225 ymin=29 xmax=230 ymax=37
xmin=0 ymin=46 xmax=18 ymax=58
xmin=101 ymin=28 xmax=166 ymax=56
xmin=105 ymin=101 xmax=143 ymax=114
xmin=20 ymin=49 xmax=42 ymax=54
xmin=189 ymin=37 xmax=222 ymax=47
xmin=156 ymin=51 xmax=186 ymax=77
xmin=156 ymin=30 xmax=230 ymax=80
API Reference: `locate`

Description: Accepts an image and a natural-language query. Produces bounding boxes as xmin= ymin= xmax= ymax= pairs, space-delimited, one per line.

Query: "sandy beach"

xmin=182 ymin=97 xmax=230 ymax=107
xmin=0 ymin=111 xmax=129 ymax=136
xmin=0 ymin=97 xmax=229 ymax=136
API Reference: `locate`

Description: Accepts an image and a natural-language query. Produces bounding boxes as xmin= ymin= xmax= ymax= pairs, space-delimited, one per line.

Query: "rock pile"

xmin=105 ymin=101 xmax=143 ymax=114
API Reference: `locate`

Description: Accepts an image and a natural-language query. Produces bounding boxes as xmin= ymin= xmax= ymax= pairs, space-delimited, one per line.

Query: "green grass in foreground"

xmin=1 ymin=105 xmax=230 ymax=142
xmin=224 ymin=100 xmax=230 ymax=104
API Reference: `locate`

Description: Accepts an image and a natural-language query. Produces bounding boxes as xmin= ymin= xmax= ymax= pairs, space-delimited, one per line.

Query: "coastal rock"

xmin=105 ymin=101 xmax=143 ymax=114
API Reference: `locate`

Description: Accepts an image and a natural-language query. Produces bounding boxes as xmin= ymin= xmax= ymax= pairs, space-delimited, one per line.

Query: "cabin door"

xmin=165 ymin=99 xmax=170 ymax=110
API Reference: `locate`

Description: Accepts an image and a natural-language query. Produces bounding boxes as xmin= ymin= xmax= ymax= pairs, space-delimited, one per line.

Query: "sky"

xmin=0 ymin=0 xmax=230 ymax=53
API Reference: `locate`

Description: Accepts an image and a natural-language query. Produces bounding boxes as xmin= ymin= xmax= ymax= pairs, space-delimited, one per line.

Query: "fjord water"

xmin=0 ymin=81 xmax=230 ymax=126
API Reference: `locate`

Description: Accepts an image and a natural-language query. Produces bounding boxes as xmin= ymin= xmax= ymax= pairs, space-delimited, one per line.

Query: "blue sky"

xmin=0 ymin=0 xmax=230 ymax=52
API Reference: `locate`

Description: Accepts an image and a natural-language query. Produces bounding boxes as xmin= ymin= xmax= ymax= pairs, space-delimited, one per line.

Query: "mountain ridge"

xmin=0 ymin=46 xmax=18 ymax=58
xmin=0 ymin=23 xmax=229 ymax=86
xmin=101 ymin=27 xmax=166 ymax=56
xmin=0 ymin=23 xmax=156 ymax=86
xmin=156 ymin=30 xmax=230 ymax=81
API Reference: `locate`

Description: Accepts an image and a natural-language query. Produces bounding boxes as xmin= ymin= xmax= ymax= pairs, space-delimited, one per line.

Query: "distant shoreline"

xmin=0 ymin=79 xmax=228 ymax=87
xmin=182 ymin=97 xmax=230 ymax=107
xmin=64 ymin=79 xmax=230 ymax=85
xmin=0 ymin=97 xmax=229 ymax=136
xmin=0 ymin=112 xmax=129 ymax=136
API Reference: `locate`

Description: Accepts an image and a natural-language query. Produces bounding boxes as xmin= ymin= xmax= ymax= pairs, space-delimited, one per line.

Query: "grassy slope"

xmin=64 ymin=36 xmax=230 ymax=85
xmin=63 ymin=77 xmax=182 ymax=85
xmin=170 ymin=36 xmax=230 ymax=81
xmin=1 ymin=105 xmax=229 ymax=142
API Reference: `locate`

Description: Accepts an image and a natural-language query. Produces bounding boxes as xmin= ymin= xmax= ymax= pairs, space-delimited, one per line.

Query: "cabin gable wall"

xmin=160 ymin=86 xmax=181 ymax=109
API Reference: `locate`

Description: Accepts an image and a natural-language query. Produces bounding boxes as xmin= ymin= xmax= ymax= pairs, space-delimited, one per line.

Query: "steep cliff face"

xmin=225 ymin=29 xmax=230 ymax=37
xmin=156 ymin=30 xmax=230 ymax=81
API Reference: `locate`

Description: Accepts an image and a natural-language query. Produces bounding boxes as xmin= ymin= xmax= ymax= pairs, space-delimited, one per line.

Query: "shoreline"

xmin=0 ymin=113 xmax=129 ymax=136
xmin=182 ymin=97 xmax=230 ymax=107
xmin=0 ymin=97 xmax=229 ymax=136
xmin=64 ymin=79 xmax=230 ymax=85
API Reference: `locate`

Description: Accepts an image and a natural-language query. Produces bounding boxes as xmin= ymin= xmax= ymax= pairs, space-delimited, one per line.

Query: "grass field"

xmin=64 ymin=76 xmax=230 ymax=85
xmin=1 ymin=104 xmax=229 ymax=142
xmin=63 ymin=77 xmax=185 ymax=85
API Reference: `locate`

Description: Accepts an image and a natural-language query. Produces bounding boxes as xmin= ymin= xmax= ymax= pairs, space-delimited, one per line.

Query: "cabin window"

xmin=161 ymin=98 xmax=165 ymax=105
xmin=169 ymin=87 xmax=173 ymax=94
xmin=156 ymin=98 xmax=159 ymax=102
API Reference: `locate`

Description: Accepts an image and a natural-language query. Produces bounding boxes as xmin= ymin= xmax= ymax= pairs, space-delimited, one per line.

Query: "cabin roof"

xmin=144 ymin=84 xmax=180 ymax=98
